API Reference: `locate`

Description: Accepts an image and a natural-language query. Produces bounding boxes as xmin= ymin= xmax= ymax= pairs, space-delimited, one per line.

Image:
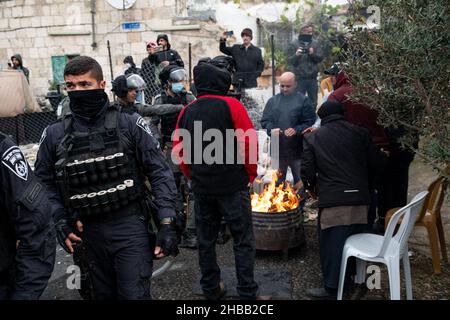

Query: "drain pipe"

xmin=90 ymin=0 xmax=97 ymax=49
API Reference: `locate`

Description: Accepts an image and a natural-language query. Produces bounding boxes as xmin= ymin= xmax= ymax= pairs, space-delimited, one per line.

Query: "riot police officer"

xmin=153 ymin=65 xmax=197 ymax=248
xmin=35 ymin=56 xmax=179 ymax=300
xmin=0 ymin=132 xmax=56 ymax=300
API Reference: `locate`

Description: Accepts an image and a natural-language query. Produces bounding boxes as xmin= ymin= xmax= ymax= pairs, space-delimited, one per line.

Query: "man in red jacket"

xmin=173 ymin=59 xmax=259 ymax=300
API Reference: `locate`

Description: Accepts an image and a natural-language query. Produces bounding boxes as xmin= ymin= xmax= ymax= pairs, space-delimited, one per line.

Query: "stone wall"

xmin=0 ymin=0 xmax=225 ymax=96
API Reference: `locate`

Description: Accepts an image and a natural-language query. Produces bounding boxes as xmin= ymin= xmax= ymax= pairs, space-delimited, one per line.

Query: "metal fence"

xmin=0 ymin=111 xmax=57 ymax=145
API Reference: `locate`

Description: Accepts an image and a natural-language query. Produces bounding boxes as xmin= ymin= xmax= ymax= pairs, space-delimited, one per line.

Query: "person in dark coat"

xmin=10 ymin=54 xmax=30 ymax=83
xmin=219 ymin=28 xmax=264 ymax=89
xmin=0 ymin=132 xmax=56 ymax=300
xmin=261 ymin=72 xmax=316 ymax=186
xmin=154 ymin=34 xmax=184 ymax=68
xmin=287 ymin=25 xmax=323 ymax=107
xmin=301 ymin=100 xmax=385 ymax=299
xmin=328 ymin=70 xmax=391 ymax=230
xmin=123 ymin=56 xmax=140 ymax=76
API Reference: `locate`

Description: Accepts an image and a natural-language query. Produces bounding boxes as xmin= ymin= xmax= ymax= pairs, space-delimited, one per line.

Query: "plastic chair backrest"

xmin=416 ymin=178 xmax=444 ymax=222
xmin=378 ymin=191 xmax=428 ymax=258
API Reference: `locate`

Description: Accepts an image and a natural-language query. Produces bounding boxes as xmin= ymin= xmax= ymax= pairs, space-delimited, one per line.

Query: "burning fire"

xmin=251 ymin=170 xmax=300 ymax=213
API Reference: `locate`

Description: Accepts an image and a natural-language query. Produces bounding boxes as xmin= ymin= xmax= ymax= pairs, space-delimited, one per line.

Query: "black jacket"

xmin=154 ymin=49 xmax=184 ymax=67
xmin=301 ymin=115 xmax=385 ymax=208
xmin=11 ymin=54 xmax=30 ymax=83
xmin=261 ymin=92 xmax=316 ymax=160
xmin=219 ymin=41 xmax=264 ymax=88
xmin=287 ymin=39 xmax=323 ymax=79
xmin=0 ymin=132 xmax=56 ymax=299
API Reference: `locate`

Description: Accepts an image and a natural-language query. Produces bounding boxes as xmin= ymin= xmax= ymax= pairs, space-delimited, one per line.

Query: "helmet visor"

xmin=169 ymin=68 xmax=187 ymax=82
xmin=126 ymin=74 xmax=146 ymax=89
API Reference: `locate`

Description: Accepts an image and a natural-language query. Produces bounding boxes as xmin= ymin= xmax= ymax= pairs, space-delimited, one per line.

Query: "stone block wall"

xmin=0 ymin=0 xmax=224 ymax=96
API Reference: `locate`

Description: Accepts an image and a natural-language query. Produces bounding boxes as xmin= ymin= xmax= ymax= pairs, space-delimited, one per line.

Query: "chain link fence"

xmin=0 ymin=111 xmax=56 ymax=145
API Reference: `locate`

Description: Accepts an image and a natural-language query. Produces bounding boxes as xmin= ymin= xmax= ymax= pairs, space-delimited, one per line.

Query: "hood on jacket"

xmin=334 ymin=71 xmax=349 ymax=90
xmin=318 ymin=100 xmax=345 ymax=119
xmin=193 ymin=63 xmax=231 ymax=97
xmin=11 ymin=54 xmax=23 ymax=67
xmin=157 ymin=34 xmax=171 ymax=50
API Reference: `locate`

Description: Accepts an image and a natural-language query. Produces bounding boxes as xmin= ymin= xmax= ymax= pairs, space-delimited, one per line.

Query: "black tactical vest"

xmin=55 ymin=107 xmax=146 ymax=220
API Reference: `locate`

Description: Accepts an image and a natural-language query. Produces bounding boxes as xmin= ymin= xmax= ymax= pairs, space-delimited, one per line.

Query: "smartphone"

xmin=226 ymin=30 xmax=234 ymax=37
xmin=7 ymin=62 xmax=12 ymax=67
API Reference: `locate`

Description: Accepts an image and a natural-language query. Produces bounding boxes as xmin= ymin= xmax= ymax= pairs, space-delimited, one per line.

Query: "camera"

xmin=226 ymin=30 xmax=234 ymax=37
xmin=298 ymin=42 xmax=309 ymax=55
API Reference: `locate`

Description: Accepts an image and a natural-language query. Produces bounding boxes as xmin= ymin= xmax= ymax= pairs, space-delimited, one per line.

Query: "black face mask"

xmin=299 ymin=34 xmax=313 ymax=43
xmin=68 ymin=89 xmax=108 ymax=120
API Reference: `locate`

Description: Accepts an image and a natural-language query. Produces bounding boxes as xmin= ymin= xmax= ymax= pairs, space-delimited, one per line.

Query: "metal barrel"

xmin=251 ymin=207 xmax=305 ymax=251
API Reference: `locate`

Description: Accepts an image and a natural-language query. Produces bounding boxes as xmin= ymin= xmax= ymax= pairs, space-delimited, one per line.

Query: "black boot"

xmin=179 ymin=229 xmax=198 ymax=249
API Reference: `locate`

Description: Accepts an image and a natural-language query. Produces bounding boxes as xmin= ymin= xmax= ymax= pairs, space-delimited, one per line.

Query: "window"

xmin=51 ymin=54 xmax=79 ymax=84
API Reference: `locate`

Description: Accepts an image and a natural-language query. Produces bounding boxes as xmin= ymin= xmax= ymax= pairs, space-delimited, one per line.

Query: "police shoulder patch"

xmin=2 ymin=146 xmax=28 ymax=181
xmin=136 ymin=116 xmax=154 ymax=137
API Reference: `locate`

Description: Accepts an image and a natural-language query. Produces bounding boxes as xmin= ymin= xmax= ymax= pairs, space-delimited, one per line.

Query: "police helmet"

xmin=112 ymin=74 xmax=146 ymax=98
xmin=209 ymin=56 xmax=236 ymax=74
xmin=159 ymin=65 xmax=187 ymax=86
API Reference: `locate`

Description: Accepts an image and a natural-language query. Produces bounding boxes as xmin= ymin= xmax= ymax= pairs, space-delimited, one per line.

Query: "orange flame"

xmin=251 ymin=170 xmax=300 ymax=213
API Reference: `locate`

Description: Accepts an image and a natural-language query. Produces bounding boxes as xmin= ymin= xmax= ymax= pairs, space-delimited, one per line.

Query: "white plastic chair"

xmin=337 ymin=191 xmax=428 ymax=300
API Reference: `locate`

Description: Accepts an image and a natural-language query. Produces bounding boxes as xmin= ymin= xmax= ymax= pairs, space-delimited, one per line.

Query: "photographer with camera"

xmin=219 ymin=28 xmax=264 ymax=89
xmin=288 ymin=25 xmax=323 ymax=107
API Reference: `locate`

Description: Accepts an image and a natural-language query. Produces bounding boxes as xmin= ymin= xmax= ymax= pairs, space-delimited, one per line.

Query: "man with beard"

xmin=35 ymin=56 xmax=179 ymax=299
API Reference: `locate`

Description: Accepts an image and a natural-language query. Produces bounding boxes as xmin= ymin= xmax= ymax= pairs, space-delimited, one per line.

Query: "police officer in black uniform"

xmin=35 ymin=56 xmax=179 ymax=300
xmin=0 ymin=132 xmax=56 ymax=300
xmin=153 ymin=65 xmax=197 ymax=248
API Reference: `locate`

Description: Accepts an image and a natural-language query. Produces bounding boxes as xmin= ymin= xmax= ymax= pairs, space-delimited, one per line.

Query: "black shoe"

xmin=305 ymin=287 xmax=336 ymax=300
xmin=179 ymin=230 xmax=198 ymax=249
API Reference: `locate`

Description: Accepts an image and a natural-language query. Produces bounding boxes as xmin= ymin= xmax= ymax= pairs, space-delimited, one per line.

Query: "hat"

xmin=146 ymin=41 xmax=157 ymax=48
xmin=317 ymin=100 xmax=345 ymax=119
xmin=241 ymin=28 xmax=253 ymax=39
xmin=123 ymin=56 xmax=134 ymax=64
xmin=157 ymin=34 xmax=169 ymax=43
xmin=324 ymin=63 xmax=340 ymax=76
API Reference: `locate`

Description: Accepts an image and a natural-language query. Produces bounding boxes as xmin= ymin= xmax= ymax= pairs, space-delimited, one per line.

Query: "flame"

xmin=251 ymin=170 xmax=300 ymax=213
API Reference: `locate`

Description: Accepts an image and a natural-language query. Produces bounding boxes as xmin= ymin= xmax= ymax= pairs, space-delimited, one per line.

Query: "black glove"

xmin=55 ymin=218 xmax=76 ymax=253
xmin=174 ymin=210 xmax=186 ymax=242
xmin=155 ymin=222 xmax=179 ymax=257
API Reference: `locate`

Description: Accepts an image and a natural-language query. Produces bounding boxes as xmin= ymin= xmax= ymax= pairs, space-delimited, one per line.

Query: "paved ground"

xmin=40 ymin=218 xmax=450 ymax=300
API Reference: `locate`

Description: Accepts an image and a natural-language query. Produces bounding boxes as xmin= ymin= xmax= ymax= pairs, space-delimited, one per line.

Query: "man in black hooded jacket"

xmin=35 ymin=56 xmax=179 ymax=300
xmin=173 ymin=58 xmax=261 ymax=300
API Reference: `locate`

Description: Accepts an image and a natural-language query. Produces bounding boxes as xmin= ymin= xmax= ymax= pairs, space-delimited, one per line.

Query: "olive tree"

xmin=344 ymin=0 xmax=449 ymax=176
